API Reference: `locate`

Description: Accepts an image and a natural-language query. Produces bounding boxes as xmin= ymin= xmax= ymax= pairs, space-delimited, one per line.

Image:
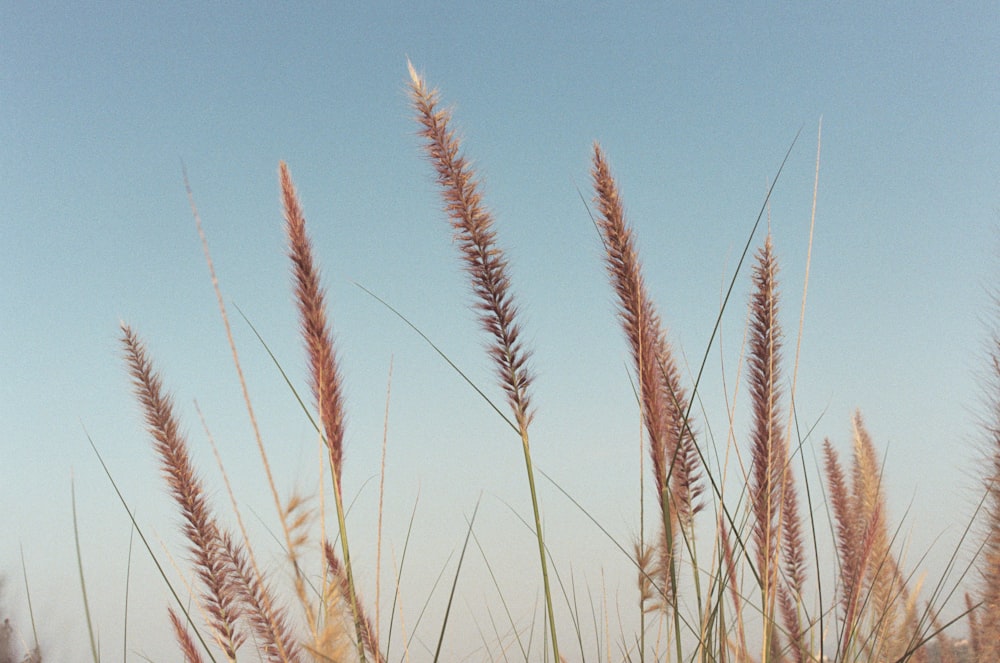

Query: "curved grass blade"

xmin=85 ymin=430 xmax=219 ymax=663
xmin=72 ymin=477 xmax=100 ymax=663
xmin=433 ymin=498 xmax=481 ymax=663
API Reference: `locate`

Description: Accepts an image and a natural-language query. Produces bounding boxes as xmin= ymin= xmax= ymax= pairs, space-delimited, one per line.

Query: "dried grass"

xmin=52 ymin=63 xmax=992 ymax=663
xmin=590 ymin=144 xmax=703 ymax=621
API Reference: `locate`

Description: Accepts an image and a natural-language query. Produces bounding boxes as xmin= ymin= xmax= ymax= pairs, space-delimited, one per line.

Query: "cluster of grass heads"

xmin=36 ymin=64 xmax=1000 ymax=661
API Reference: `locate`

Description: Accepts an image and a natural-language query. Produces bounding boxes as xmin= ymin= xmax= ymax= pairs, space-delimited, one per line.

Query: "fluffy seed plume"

xmin=169 ymin=607 xmax=207 ymax=663
xmin=748 ymin=234 xmax=787 ymax=589
xmin=408 ymin=62 xmax=559 ymax=661
xmin=221 ymin=532 xmax=301 ymax=663
xmin=325 ymin=542 xmax=385 ymax=663
xmin=281 ymin=162 xmax=347 ymax=491
xmin=825 ymin=414 xmax=917 ymax=660
xmin=591 ymin=143 xmax=702 ymax=517
xmin=850 ymin=412 xmax=912 ymax=660
xmin=746 ymin=234 xmax=808 ymax=659
xmin=407 ymin=62 xmax=534 ymax=431
xmin=591 ymin=143 xmax=702 ymax=609
xmin=121 ymin=324 xmax=244 ymax=660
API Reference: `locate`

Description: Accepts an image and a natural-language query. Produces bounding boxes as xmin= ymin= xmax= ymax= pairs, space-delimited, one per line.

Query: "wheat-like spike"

xmin=121 ymin=324 xmax=244 ymax=660
xmin=281 ymin=162 xmax=346 ymax=492
xmin=408 ymin=62 xmax=559 ymax=660
xmin=748 ymin=234 xmax=785 ymax=582
xmin=407 ymin=62 xmax=533 ymax=431
xmin=169 ymin=607 xmax=208 ymax=663
xmin=220 ymin=532 xmax=301 ymax=663
xmin=590 ymin=143 xmax=702 ymax=523
xmin=590 ymin=144 xmax=704 ymax=623
xmin=748 ymin=233 xmax=806 ymax=662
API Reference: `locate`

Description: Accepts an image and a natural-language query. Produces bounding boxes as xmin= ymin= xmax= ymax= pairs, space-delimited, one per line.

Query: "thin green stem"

xmin=18 ymin=546 xmax=38 ymax=655
xmin=433 ymin=500 xmax=481 ymax=662
xmin=329 ymin=462 xmax=367 ymax=663
xmin=520 ymin=430 xmax=560 ymax=662
xmin=72 ymin=479 xmax=100 ymax=663
xmin=124 ymin=523 xmax=134 ymax=662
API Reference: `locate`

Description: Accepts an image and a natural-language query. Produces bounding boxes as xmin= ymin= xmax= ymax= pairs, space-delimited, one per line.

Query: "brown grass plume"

xmin=121 ymin=323 xmax=245 ymax=660
xmin=590 ymin=143 xmax=703 ymax=614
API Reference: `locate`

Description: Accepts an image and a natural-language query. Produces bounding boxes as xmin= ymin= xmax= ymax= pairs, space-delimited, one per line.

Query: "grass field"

xmin=4 ymin=64 xmax=997 ymax=663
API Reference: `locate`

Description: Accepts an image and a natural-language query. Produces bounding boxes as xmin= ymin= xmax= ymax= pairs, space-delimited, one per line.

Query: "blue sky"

xmin=2 ymin=2 xmax=998 ymax=659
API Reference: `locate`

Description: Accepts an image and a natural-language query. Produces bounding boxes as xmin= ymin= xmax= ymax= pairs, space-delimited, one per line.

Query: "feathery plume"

xmin=851 ymin=413 xmax=913 ymax=661
xmin=748 ymin=234 xmax=786 ymax=588
xmin=220 ymin=532 xmax=301 ymax=663
xmin=407 ymin=61 xmax=558 ymax=660
xmin=281 ymin=161 xmax=347 ymax=492
xmin=407 ymin=62 xmax=533 ymax=431
xmin=825 ymin=414 xmax=917 ymax=660
xmin=280 ymin=162 xmax=370 ymax=661
xmin=590 ymin=143 xmax=702 ymax=523
xmin=824 ymin=439 xmax=863 ymax=623
xmin=590 ymin=144 xmax=703 ymax=622
xmin=325 ymin=542 xmax=385 ymax=663
xmin=746 ymin=234 xmax=810 ymax=660
xmin=169 ymin=607 xmax=207 ymax=663
xmin=746 ymin=234 xmax=809 ymax=660
xmin=121 ymin=324 xmax=244 ymax=660
xmin=779 ymin=462 xmax=807 ymax=663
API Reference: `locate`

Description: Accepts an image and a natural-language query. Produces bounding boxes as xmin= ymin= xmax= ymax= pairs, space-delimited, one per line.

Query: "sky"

xmin=2 ymin=2 xmax=999 ymax=660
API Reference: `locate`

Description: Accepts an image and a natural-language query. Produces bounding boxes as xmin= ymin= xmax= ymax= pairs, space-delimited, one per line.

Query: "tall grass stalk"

xmin=590 ymin=143 xmax=702 ymax=660
xmin=18 ymin=546 xmax=39 ymax=661
xmin=407 ymin=61 xmax=559 ymax=662
xmin=72 ymin=478 xmax=100 ymax=663
xmin=280 ymin=161 xmax=374 ymax=662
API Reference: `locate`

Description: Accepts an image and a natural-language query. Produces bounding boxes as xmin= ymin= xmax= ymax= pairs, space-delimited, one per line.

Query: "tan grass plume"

xmin=280 ymin=161 xmax=375 ymax=662
xmin=121 ymin=324 xmax=244 ymax=660
xmin=590 ymin=143 xmax=703 ymax=613
xmin=407 ymin=61 xmax=558 ymax=660
xmin=281 ymin=162 xmax=347 ymax=492
xmin=406 ymin=62 xmax=533 ymax=431
xmin=169 ymin=606 xmax=207 ymax=663
xmin=746 ymin=233 xmax=804 ymax=660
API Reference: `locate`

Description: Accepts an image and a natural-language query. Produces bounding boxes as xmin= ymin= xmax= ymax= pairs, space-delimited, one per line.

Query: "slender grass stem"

xmin=72 ymin=479 xmax=100 ymax=663
xmin=18 ymin=546 xmax=38 ymax=656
